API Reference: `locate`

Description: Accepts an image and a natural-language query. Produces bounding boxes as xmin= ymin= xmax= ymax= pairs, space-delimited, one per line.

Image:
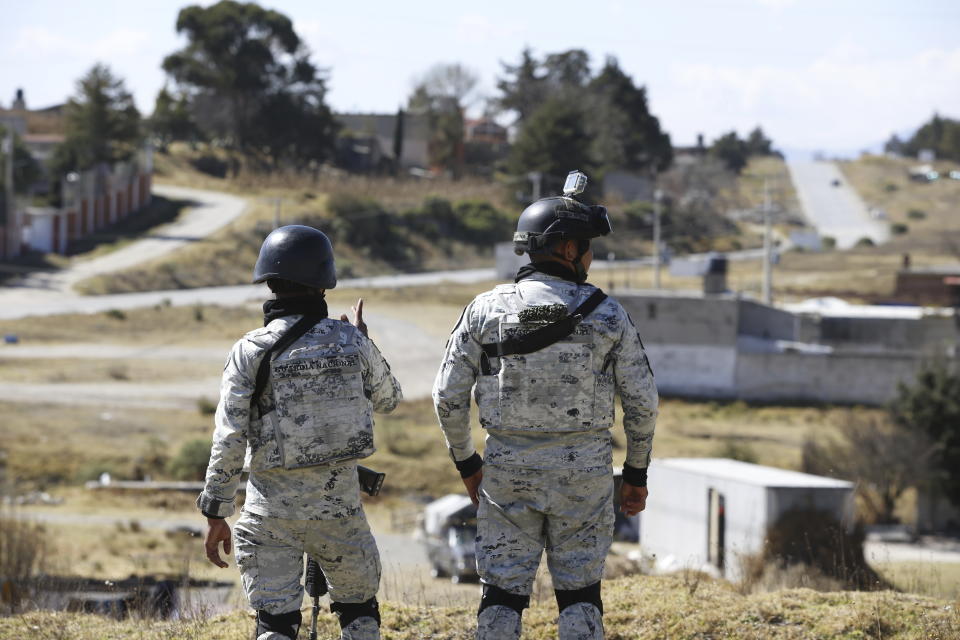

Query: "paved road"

xmin=788 ymin=161 xmax=888 ymax=249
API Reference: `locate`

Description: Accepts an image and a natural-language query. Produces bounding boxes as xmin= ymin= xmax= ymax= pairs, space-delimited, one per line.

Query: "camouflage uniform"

xmin=433 ymin=271 xmax=658 ymax=640
xmin=199 ymin=315 xmax=402 ymax=640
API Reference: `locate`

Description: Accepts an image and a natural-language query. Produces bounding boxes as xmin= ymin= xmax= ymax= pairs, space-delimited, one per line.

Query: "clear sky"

xmin=2 ymin=0 xmax=958 ymax=157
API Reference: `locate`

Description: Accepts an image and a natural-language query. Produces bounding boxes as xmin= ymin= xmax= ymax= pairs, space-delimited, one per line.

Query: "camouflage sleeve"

xmin=610 ymin=306 xmax=659 ymax=469
xmin=432 ymin=300 xmax=482 ymax=463
xmin=359 ymin=334 xmax=403 ymax=413
xmin=197 ymin=337 xmax=258 ymax=518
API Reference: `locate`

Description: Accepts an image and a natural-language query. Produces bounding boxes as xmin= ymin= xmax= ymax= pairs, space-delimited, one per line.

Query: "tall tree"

xmin=50 ymin=64 xmax=141 ymax=176
xmin=587 ymin=57 xmax=672 ymax=173
xmin=901 ymin=113 xmax=960 ymax=162
xmin=889 ymin=362 xmax=960 ymax=508
xmin=409 ymin=63 xmax=479 ymax=175
xmin=745 ymin=126 xmax=775 ymax=156
xmin=150 ymin=86 xmax=201 ymax=150
xmin=506 ymin=97 xmax=594 ymax=179
xmin=496 ymin=47 xmax=546 ymax=123
xmin=710 ymin=131 xmax=749 ymax=174
xmin=161 ymin=1 xmax=336 ymax=167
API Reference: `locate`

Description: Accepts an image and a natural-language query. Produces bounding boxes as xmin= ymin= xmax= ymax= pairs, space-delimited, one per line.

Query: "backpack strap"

xmin=251 ymin=315 xmax=324 ymax=417
xmin=480 ymin=288 xmax=607 ymax=362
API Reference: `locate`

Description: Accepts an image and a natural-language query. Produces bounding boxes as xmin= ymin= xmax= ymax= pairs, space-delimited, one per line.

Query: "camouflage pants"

xmin=234 ymin=509 xmax=381 ymax=640
xmin=476 ymin=464 xmax=613 ymax=640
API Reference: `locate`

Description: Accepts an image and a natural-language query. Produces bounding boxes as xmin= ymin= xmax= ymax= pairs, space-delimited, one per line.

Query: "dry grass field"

xmin=3 ymin=574 xmax=957 ymax=639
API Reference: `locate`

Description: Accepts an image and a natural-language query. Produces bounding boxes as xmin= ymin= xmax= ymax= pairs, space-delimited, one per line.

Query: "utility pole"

xmin=762 ymin=178 xmax=773 ymax=306
xmin=653 ymin=187 xmax=663 ymax=289
xmin=2 ymin=131 xmax=14 ymax=260
xmin=528 ymin=171 xmax=542 ymax=202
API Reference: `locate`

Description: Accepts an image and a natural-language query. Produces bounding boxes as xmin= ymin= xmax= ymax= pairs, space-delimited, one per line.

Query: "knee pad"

xmin=555 ymin=581 xmax=603 ymax=616
xmin=255 ymin=609 xmax=302 ymax=640
xmin=330 ymin=597 xmax=381 ymax=629
xmin=478 ymin=584 xmax=530 ymax=616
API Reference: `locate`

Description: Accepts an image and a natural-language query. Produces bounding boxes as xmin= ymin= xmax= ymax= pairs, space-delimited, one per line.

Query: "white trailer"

xmin=639 ymin=458 xmax=854 ymax=580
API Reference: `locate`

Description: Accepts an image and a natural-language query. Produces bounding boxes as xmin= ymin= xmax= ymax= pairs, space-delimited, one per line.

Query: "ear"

xmin=563 ymin=239 xmax=579 ymax=261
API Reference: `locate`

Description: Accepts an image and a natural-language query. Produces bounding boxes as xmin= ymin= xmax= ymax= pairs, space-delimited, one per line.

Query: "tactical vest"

xmin=475 ymin=284 xmax=616 ymax=432
xmin=258 ymin=321 xmax=374 ymax=470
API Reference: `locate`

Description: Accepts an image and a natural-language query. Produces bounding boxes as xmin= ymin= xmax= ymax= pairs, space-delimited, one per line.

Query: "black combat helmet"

xmin=512 ymin=170 xmax=612 ymax=257
xmin=252 ymin=225 xmax=337 ymax=290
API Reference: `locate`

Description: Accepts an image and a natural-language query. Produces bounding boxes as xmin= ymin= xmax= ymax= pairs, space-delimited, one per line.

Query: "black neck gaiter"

xmin=515 ymin=261 xmax=584 ymax=284
xmin=263 ymin=295 xmax=329 ymax=325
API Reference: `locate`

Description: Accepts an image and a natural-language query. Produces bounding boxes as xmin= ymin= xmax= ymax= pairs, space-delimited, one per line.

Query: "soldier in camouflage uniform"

xmin=199 ymin=225 xmax=402 ymax=640
xmin=433 ymin=172 xmax=658 ymax=640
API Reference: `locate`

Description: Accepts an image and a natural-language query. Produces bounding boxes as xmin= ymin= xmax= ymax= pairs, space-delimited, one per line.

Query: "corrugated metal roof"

xmin=650 ymin=458 xmax=854 ymax=489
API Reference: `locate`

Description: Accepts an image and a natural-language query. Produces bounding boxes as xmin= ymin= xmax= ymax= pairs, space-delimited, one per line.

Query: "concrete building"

xmin=639 ymin=458 xmax=854 ymax=580
xmin=616 ymin=289 xmax=958 ymax=405
xmin=1 ymin=88 xmax=153 ymax=258
xmin=336 ymin=111 xmax=430 ymax=172
xmin=893 ymin=265 xmax=960 ymax=307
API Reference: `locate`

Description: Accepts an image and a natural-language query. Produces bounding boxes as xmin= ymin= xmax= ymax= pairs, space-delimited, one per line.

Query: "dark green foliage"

xmin=891 ymin=114 xmax=960 ymax=162
xmin=402 ymin=197 xmax=512 ymax=246
xmin=855 ymin=237 xmax=875 ymax=247
xmin=162 ymin=1 xmax=337 ymax=168
xmin=190 ymin=154 xmax=228 ymax=178
xmin=498 ymin=50 xmax=672 ymax=182
xmin=890 ymin=362 xmax=960 ymax=508
xmin=326 ymin=193 xmax=411 ymax=264
xmin=891 ymin=222 xmax=909 ymax=235
xmin=0 ymin=126 xmax=42 ymax=196
xmin=392 ymin=108 xmax=405 ymax=173
xmin=496 ymin=47 xmax=546 ymax=122
xmin=50 ymin=64 xmax=141 ymax=176
xmin=506 ymin=97 xmax=594 ymax=178
xmin=745 ymin=127 xmax=776 ymax=156
xmin=150 ymin=87 xmax=201 ymax=149
xmin=587 ymin=57 xmax=672 ymax=173
xmin=167 ymin=438 xmax=212 ymax=481
xmin=710 ymin=131 xmax=749 ymax=174
xmin=907 ymin=209 xmax=926 ymax=220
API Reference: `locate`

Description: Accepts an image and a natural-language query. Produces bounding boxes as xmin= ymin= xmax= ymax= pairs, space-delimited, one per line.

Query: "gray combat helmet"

xmin=252 ymin=225 xmax=337 ymax=289
xmin=512 ymin=170 xmax=612 ymax=257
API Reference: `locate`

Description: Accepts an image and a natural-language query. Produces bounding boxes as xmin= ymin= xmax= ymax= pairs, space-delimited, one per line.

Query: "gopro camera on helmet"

xmin=563 ymin=170 xmax=589 ymax=197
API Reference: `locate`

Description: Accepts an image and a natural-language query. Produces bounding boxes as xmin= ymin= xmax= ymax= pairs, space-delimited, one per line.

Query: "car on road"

xmin=421 ymin=494 xmax=479 ymax=583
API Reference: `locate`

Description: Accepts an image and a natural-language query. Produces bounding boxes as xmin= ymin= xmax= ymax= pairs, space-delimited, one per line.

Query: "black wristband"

xmin=454 ymin=452 xmax=484 ymax=478
xmin=622 ymin=464 xmax=648 ymax=488
xmin=202 ymin=511 xmax=226 ymax=520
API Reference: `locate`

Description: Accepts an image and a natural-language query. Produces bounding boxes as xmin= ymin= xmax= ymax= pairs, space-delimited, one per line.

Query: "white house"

xmin=638 ymin=458 xmax=854 ymax=580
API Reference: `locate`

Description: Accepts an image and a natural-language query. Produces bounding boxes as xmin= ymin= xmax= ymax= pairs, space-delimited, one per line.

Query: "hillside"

xmin=3 ymin=574 xmax=956 ymax=639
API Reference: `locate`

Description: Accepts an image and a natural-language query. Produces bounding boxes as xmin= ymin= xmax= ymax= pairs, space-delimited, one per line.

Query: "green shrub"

xmin=454 ymin=200 xmax=512 ymax=245
xmin=907 ymin=209 xmax=926 ymax=220
xmin=891 ymin=222 xmax=909 ymax=235
xmin=855 ymin=236 xmax=875 ymax=247
xmin=104 ymin=308 xmax=127 ymax=320
xmin=884 ymin=182 xmax=899 ymax=192
xmin=167 ymin=438 xmax=212 ymax=481
xmin=190 ymin=154 xmax=228 ymax=178
xmin=821 ymin=236 xmax=836 ymax=250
